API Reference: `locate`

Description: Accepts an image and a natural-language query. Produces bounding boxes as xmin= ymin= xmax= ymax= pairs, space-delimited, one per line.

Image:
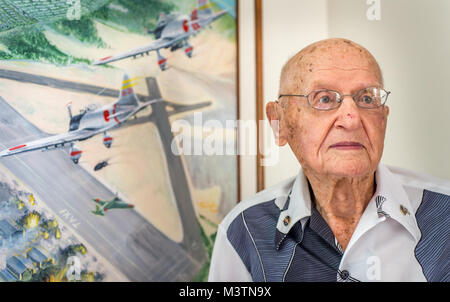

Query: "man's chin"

xmin=325 ymin=161 xmax=374 ymax=179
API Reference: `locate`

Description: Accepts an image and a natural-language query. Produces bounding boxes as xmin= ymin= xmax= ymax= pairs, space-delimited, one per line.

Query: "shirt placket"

xmin=337 ymin=196 xmax=385 ymax=282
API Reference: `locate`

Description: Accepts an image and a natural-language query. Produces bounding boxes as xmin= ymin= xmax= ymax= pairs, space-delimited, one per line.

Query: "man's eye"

xmin=310 ymin=91 xmax=338 ymax=109
xmin=319 ymin=96 xmax=331 ymax=103
xmin=361 ymin=95 xmax=373 ymax=104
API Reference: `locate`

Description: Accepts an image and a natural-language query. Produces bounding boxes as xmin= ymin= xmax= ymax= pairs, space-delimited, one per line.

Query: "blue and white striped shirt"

xmin=209 ymin=164 xmax=450 ymax=282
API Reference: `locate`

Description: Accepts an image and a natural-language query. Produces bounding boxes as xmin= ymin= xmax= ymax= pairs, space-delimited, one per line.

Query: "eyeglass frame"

xmin=277 ymin=87 xmax=391 ymax=111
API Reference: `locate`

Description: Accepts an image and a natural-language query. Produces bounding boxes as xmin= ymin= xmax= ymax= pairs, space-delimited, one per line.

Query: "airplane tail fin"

xmin=66 ymin=101 xmax=73 ymax=119
xmin=117 ymin=74 xmax=139 ymax=106
xmin=157 ymin=12 xmax=167 ymax=25
xmin=196 ymin=0 xmax=214 ymax=19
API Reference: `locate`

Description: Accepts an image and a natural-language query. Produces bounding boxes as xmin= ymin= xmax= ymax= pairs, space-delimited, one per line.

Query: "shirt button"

xmin=340 ymin=270 xmax=350 ymax=280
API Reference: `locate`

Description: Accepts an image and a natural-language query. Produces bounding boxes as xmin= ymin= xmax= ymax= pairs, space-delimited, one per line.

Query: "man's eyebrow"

xmin=308 ymin=80 xmax=382 ymax=91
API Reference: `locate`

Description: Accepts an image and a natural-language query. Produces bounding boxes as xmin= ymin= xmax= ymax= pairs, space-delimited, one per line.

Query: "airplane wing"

xmin=192 ymin=10 xmax=227 ymax=31
xmin=93 ymin=34 xmax=189 ymax=66
xmin=93 ymin=199 xmax=107 ymax=206
xmin=203 ymin=10 xmax=228 ymax=24
xmin=0 ymin=129 xmax=98 ymax=158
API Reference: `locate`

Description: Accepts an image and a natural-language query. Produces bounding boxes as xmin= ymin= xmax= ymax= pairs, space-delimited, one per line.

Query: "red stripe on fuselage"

xmin=101 ymin=56 xmax=112 ymax=61
xmin=70 ymin=151 xmax=82 ymax=156
xmin=103 ymin=137 xmax=113 ymax=142
xmin=191 ymin=9 xmax=198 ymax=20
xmin=9 ymin=144 xmax=26 ymax=151
xmin=103 ymin=110 xmax=110 ymax=122
xmin=113 ymin=104 xmax=120 ymax=124
xmin=182 ymin=19 xmax=189 ymax=32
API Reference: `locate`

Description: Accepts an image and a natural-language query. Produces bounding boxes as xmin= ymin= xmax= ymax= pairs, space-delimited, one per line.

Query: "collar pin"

xmin=400 ymin=205 xmax=410 ymax=216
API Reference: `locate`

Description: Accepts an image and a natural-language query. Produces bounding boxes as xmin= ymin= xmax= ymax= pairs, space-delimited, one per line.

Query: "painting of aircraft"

xmin=93 ymin=0 xmax=227 ymax=71
xmin=91 ymin=196 xmax=134 ymax=216
xmin=0 ymin=74 xmax=161 ymax=164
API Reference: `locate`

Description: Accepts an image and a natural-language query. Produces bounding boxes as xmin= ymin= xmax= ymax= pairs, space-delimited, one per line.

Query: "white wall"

xmin=238 ymin=0 xmax=329 ymax=199
xmin=262 ymin=0 xmax=328 ymax=187
xmin=327 ymin=0 xmax=450 ymax=180
xmin=256 ymin=0 xmax=450 ymax=189
xmin=238 ymin=0 xmax=257 ymax=200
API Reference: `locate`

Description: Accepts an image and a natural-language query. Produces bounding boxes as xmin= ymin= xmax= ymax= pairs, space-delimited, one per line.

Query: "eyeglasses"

xmin=278 ymin=87 xmax=390 ymax=111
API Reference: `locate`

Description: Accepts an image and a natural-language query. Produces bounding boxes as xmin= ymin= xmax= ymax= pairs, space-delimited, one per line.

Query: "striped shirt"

xmin=208 ymin=164 xmax=450 ymax=282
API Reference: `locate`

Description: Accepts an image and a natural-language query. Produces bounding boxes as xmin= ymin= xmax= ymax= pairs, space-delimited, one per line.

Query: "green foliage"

xmin=30 ymin=264 xmax=59 ymax=282
xmin=50 ymin=15 xmax=105 ymax=47
xmin=0 ymin=30 xmax=89 ymax=65
xmin=80 ymin=270 xmax=95 ymax=282
xmin=93 ymin=0 xmax=176 ymax=34
xmin=192 ymin=215 xmax=218 ymax=282
xmin=0 ymin=50 xmax=12 ymax=60
xmin=210 ymin=2 xmax=236 ymax=41
xmin=61 ymin=243 xmax=87 ymax=258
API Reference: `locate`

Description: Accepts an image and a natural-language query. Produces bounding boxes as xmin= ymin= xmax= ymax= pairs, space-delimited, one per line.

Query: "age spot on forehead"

xmin=308 ymin=46 xmax=317 ymax=53
xmin=343 ymin=40 xmax=353 ymax=46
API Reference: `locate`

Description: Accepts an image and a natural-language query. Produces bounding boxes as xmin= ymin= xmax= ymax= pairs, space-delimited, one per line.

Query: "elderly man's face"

xmin=269 ymin=40 xmax=389 ymax=178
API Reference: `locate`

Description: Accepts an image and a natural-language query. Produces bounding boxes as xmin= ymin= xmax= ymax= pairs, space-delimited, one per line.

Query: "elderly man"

xmin=208 ymin=38 xmax=449 ymax=282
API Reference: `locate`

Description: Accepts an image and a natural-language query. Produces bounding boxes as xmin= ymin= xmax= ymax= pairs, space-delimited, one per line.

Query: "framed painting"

xmin=0 ymin=0 xmax=239 ymax=282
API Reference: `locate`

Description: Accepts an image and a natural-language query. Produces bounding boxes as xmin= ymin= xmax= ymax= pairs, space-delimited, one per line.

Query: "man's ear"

xmin=266 ymin=101 xmax=288 ymax=146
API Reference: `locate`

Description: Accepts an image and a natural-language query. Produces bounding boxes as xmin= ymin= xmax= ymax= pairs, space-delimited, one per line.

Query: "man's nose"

xmin=334 ymin=95 xmax=363 ymax=130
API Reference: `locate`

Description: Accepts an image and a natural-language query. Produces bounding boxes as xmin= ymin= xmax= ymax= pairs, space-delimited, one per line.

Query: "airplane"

xmin=91 ymin=196 xmax=134 ymax=216
xmin=93 ymin=0 xmax=227 ymax=71
xmin=0 ymin=74 xmax=161 ymax=164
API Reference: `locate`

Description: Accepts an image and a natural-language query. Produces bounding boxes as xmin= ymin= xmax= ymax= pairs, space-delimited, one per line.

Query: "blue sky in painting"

xmin=213 ymin=0 xmax=236 ymax=18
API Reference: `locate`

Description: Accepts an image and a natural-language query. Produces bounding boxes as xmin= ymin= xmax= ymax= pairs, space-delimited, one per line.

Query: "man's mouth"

xmin=330 ymin=141 xmax=364 ymax=150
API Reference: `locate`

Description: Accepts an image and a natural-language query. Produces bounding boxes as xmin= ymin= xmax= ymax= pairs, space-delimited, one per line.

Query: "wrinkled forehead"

xmin=280 ymin=39 xmax=383 ymax=93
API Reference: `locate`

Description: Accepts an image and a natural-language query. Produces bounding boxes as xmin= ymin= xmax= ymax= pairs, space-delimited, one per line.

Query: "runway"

xmin=0 ymin=68 xmax=147 ymax=100
xmin=0 ymin=70 xmax=210 ymax=281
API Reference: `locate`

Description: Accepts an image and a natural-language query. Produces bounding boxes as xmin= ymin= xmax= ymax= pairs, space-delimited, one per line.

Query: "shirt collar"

xmin=275 ymin=164 xmax=421 ymax=249
xmin=373 ymin=164 xmax=421 ymax=243
xmin=275 ymin=169 xmax=312 ymax=236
